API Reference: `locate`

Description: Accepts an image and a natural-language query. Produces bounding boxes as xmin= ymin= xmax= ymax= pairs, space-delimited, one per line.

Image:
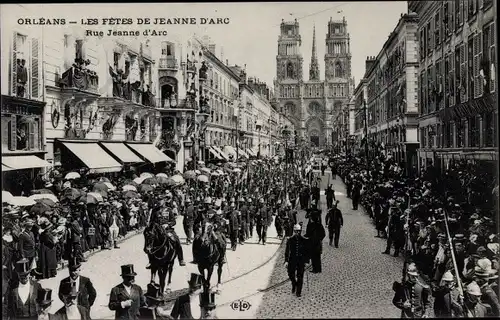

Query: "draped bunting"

xmin=438 ymin=93 xmax=496 ymax=122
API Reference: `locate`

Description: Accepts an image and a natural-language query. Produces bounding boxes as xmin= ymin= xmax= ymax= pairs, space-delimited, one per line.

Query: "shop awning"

xmin=212 ymin=146 xmax=229 ymax=160
xmin=126 ymin=143 xmax=175 ymax=164
xmin=2 ymin=155 xmax=51 ymax=171
xmin=223 ymin=146 xmax=237 ymax=158
xmin=100 ymin=143 xmax=144 ymax=163
xmin=246 ymin=148 xmax=257 ymax=157
xmin=207 ymin=146 xmax=223 ymax=160
xmin=62 ymin=142 xmax=122 ymax=173
xmin=237 ymin=148 xmax=249 ymax=159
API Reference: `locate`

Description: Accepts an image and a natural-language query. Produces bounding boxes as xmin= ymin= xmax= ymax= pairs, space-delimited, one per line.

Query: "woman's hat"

xmin=188 ymin=273 xmax=203 ymax=289
xmin=145 ymin=282 xmax=163 ymax=302
xmin=474 ymin=258 xmax=498 ymax=279
xmin=441 ymin=271 xmax=454 ymax=282
xmin=15 ymin=259 xmax=31 ymax=275
xmin=36 ymin=288 xmax=53 ymax=306
xmin=466 ymin=281 xmax=482 ymax=296
xmin=120 ymin=264 xmax=137 ymax=277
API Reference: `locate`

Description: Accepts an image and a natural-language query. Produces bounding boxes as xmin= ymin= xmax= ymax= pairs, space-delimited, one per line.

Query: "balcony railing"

xmin=159 ymin=57 xmax=178 ymax=70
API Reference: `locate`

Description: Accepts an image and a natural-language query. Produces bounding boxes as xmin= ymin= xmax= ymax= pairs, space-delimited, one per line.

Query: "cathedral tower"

xmin=309 ymin=25 xmax=320 ymax=81
xmin=274 ymin=19 xmax=303 ymax=128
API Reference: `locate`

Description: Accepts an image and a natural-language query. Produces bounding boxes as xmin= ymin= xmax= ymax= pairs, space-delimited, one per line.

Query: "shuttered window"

xmin=455 ymin=0 xmax=462 ymax=30
xmin=435 ymin=11 xmax=441 ymax=46
xmin=31 ymin=38 xmax=39 ymax=99
xmin=473 ymin=33 xmax=483 ymax=98
xmin=468 ymin=36 xmax=474 ymax=100
xmin=427 ymin=22 xmax=433 ymax=55
xmin=483 ymin=22 xmax=496 ymax=93
xmin=11 ymin=32 xmax=28 ymax=97
xmin=459 ymin=43 xmax=467 ymax=102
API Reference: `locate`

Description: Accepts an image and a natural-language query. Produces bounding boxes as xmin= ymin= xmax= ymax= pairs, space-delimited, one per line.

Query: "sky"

xmin=1 ymin=2 xmax=408 ymax=89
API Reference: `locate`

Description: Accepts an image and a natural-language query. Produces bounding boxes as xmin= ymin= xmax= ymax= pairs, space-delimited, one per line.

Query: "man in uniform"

xmin=194 ymin=197 xmax=210 ymax=236
xmin=257 ymin=198 xmax=273 ymax=245
xmin=239 ymin=197 xmax=249 ymax=242
xmin=247 ymin=198 xmax=256 ymax=238
xmin=274 ymin=199 xmax=284 ymax=239
xmin=226 ymin=201 xmax=239 ymax=251
xmin=325 ymin=200 xmax=343 ymax=248
xmin=183 ymin=197 xmax=195 ymax=245
xmin=325 ymin=185 xmax=335 ymax=209
xmin=157 ymin=207 xmax=186 ymax=266
xmin=305 ymin=212 xmax=325 ymax=273
xmin=284 ymin=224 xmax=310 ymax=298
xmin=306 ymin=200 xmax=322 ymax=222
xmin=392 ymin=263 xmax=431 ymax=318
xmin=283 ymin=201 xmax=297 ymax=237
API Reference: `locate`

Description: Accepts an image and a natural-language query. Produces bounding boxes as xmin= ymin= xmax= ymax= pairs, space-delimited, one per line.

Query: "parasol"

xmin=30 ymin=202 xmax=53 ymax=215
xmin=2 ymin=191 xmax=14 ymax=204
xmin=183 ymin=170 xmax=197 ymax=180
xmin=197 ymin=175 xmax=209 ymax=183
xmin=87 ymin=192 xmax=104 ymax=204
xmin=171 ymin=174 xmax=185 ymax=184
xmin=194 ymin=170 xmax=201 ymax=175
xmin=140 ymin=172 xmax=154 ymax=179
xmin=93 ymin=182 xmax=111 ymax=192
xmin=122 ymin=185 xmax=137 ymax=192
xmin=142 ymin=177 xmax=158 ymax=185
xmin=123 ymin=190 xmax=139 ymax=199
xmin=34 ymin=198 xmax=57 ymax=207
xmin=98 ymin=177 xmax=111 ymax=183
xmin=11 ymin=196 xmax=36 ymax=207
xmin=211 ymin=171 xmax=220 ymax=177
xmin=103 ymin=182 xmax=116 ymax=191
xmin=138 ymin=184 xmax=154 ymax=193
xmin=133 ymin=177 xmax=145 ymax=184
xmin=60 ymin=188 xmax=83 ymax=201
xmin=156 ymin=176 xmax=169 ymax=184
xmin=29 ymin=194 xmax=59 ymax=203
xmin=156 ymin=173 xmax=169 ymax=179
xmin=200 ymin=167 xmax=211 ymax=175
xmin=64 ymin=172 xmax=81 ymax=180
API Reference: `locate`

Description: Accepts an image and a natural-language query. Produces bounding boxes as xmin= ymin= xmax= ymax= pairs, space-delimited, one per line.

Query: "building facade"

xmin=352 ymin=13 xmax=420 ymax=174
xmin=274 ymin=18 xmax=355 ymax=148
xmin=409 ymin=0 xmax=497 ymax=172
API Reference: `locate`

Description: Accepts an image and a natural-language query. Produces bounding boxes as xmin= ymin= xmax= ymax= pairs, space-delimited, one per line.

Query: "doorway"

xmin=310 ymin=135 xmax=319 ymax=147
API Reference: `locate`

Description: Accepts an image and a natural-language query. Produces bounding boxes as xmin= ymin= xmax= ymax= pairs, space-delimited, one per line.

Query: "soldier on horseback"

xmin=146 ymin=193 xmax=186 ymax=269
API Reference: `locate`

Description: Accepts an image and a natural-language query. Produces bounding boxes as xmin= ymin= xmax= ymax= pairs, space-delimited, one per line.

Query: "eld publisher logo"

xmin=230 ymin=299 xmax=252 ymax=312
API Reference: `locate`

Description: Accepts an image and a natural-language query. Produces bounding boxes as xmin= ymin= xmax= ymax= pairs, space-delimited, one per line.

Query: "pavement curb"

xmin=55 ymin=228 xmax=145 ymax=272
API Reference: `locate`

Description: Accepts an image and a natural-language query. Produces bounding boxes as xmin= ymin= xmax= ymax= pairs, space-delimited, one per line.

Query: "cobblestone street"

xmin=214 ymin=170 xmax=405 ymax=319
xmin=37 ymin=214 xmax=282 ymax=319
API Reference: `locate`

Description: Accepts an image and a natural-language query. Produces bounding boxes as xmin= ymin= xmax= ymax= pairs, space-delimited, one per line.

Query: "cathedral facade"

xmin=274 ymin=17 xmax=355 ymax=147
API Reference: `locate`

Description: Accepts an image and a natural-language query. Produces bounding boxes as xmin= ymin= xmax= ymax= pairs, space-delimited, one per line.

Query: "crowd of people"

xmin=1 ymin=151 xmax=312 ymax=319
xmin=330 ymin=146 xmax=499 ymax=318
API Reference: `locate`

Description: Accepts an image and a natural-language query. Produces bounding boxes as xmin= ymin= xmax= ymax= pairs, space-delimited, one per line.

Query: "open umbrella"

xmin=60 ymin=188 xmax=83 ymax=202
xmin=30 ymin=202 xmax=52 ymax=215
xmin=30 ymin=189 xmax=55 ymax=195
xmin=123 ymin=190 xmax=139 ymax=199
xmin=197 ymin=175 xmax=209 ymax=183
xmin=138 ymin=184 xmax=154 ymax=193
xmin=34 ymin=198 xmax=57 ymax=207
xmin=133 ymin=177 xmax=145 ymax=184
xmin=64 ymin=172 xmax=81 ymax=180
xmin=11 ymin=196 xmax=36 ymax=207
xmin=142 ymin=177 xmax=158 ymax=185
xmin=140 ymin=172 xmax=154 ymax=179
xmin=183 ymin=171 xmax=197 ymax=180
xmin=122 ymin=185 xmax=137 ymax=192
xmin=87 ymin=192 xmax=104 ymax=204
xmin=98 ymin=177 xmax=111 ymax=183
xmin=211 ymin=171 xmax=220 ymax=177
xmin=195 ymin=170 xmax=201 ymax=175
xmin=171 ymin=174 xmax=185 ymax=184
xmin=103 ymin=182 xmax=116 ymax=191
xmin=156 ymin=173 xmax=169 ymax=179
xmin=2 ymin=191 xmax=13 ymax=204
xmin=92 ymin=188 xmax=108 ymax=198
xmin=29 ymin=194 xmax=59 ymax=203
xmin=200 ymin=167 xmax=211 ymax=175
xmin=156 ymin=176 xmax=169 ymax=184
xmin=93 ymin=182 xmax=110 ymax=192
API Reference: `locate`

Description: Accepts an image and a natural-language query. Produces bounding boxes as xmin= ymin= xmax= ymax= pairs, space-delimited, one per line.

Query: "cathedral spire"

xmin=309 ymin=24 xmax=320 ymax=80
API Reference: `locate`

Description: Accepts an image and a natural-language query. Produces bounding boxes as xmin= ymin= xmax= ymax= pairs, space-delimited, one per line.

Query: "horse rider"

xmin=146 ymin=207 xmax=186 ymax=269
xmin=202 ymin=206 xmax=227 ymax=264
xmin=194 ymin=197 xmax=210 ymax=237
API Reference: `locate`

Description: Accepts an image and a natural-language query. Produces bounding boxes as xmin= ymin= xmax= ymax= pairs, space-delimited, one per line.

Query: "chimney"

xmin=208 ymin=44 xmax=216 ymax=54
xmin=226 ymin=59 xmax=228 ymax=65
xmin=365 ymin=56 xmax=376 ymax=74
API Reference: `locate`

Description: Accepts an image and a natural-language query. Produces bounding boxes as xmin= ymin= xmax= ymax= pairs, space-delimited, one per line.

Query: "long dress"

xmin=37 ymin=230 xmax=58 ymax=279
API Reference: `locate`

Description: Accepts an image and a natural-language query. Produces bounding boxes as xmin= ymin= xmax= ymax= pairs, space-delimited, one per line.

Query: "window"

xmin=456 ymin=119 xmax=464 ymax=147
xmin=11 ymin=32 xmax=40 ymax=100
xmin=468 ymin=35 xmax=475 ymax=100
xmin=473 ymin=33 xmax=483 ymax=98
xmin=455 ymin=0 xmax=462 ymax=30
xmin=420 ymin=29 xmax=425 ymax=60
xmin=444 ymin=2 xmax=451 ymax=38
xmin=468 ymin=116 xmax=480 ymax=147
xmin=427 ymin=21 xmax=433 ymax=55
xmin=483 ymin=22 xmax=496 ymax=93
xmin=482 ymin=111 xmax=495 ymax=147
xmin=435 ymin=11 xmax=441 ymax=46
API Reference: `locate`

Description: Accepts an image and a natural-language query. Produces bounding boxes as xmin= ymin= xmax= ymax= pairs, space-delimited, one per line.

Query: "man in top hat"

xmin=5 ymin=259 xmax=42 ymax=319
xmin=325 ymin=200 xmax=343 ymax=248
xmin=392 ymin=263 xmax=431 ymax=318
xmin=199 ymin=291 xmax=218 ymax=319
xmin=36 ymin=288 xmax=54 ymax=320
xmin=170 ymin=273 xmax=204 ymax=319
xmin=138 ymin=282 xmax=172 ymax=320
xmin=183 ymin=197 xmax=195 ymax=245
xmin=109 ymin=264 xmax=146 ymax=320
xmin=53 ymin=281 xmax=91 ymax=320
xmin=57 ymin=257 xmax=96 ymax=312
xmin=284 ymin=224 xmax=310 ymax=298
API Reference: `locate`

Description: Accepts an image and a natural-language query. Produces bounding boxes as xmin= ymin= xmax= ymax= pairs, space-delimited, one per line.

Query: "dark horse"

xmin=192 ymin=223 xmax=225 ymax=293
xmin=143 ymin=223 xmax=177 ymax=294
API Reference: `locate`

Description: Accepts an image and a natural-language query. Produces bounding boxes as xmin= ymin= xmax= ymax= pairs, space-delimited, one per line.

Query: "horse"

xmin=143 ymin=223 xmax=177 ymax=294
xmin=192 ymin=223 xmax=225 ymax=293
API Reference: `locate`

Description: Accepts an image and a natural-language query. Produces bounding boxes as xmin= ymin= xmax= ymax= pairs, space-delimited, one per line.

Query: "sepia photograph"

xmin=0 ymin=1 xmax=498 ymax=318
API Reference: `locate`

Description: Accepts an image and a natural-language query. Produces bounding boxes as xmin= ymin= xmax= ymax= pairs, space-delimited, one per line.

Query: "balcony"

xmin=157 ymin=96 xmax=198 ymax=111
xmin=159 ymin=57 xmax=179 ymax=71
xmin=58 ymin=59 xmax=99 ymax=95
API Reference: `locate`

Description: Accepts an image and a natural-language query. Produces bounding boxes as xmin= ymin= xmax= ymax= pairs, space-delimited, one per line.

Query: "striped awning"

xmin=2 ymin=155 xmax=51 ymax=171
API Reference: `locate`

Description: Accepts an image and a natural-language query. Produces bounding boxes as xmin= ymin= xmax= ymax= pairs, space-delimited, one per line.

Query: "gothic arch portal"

xmin=305 ymin=116 xmax=325 ymax=147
